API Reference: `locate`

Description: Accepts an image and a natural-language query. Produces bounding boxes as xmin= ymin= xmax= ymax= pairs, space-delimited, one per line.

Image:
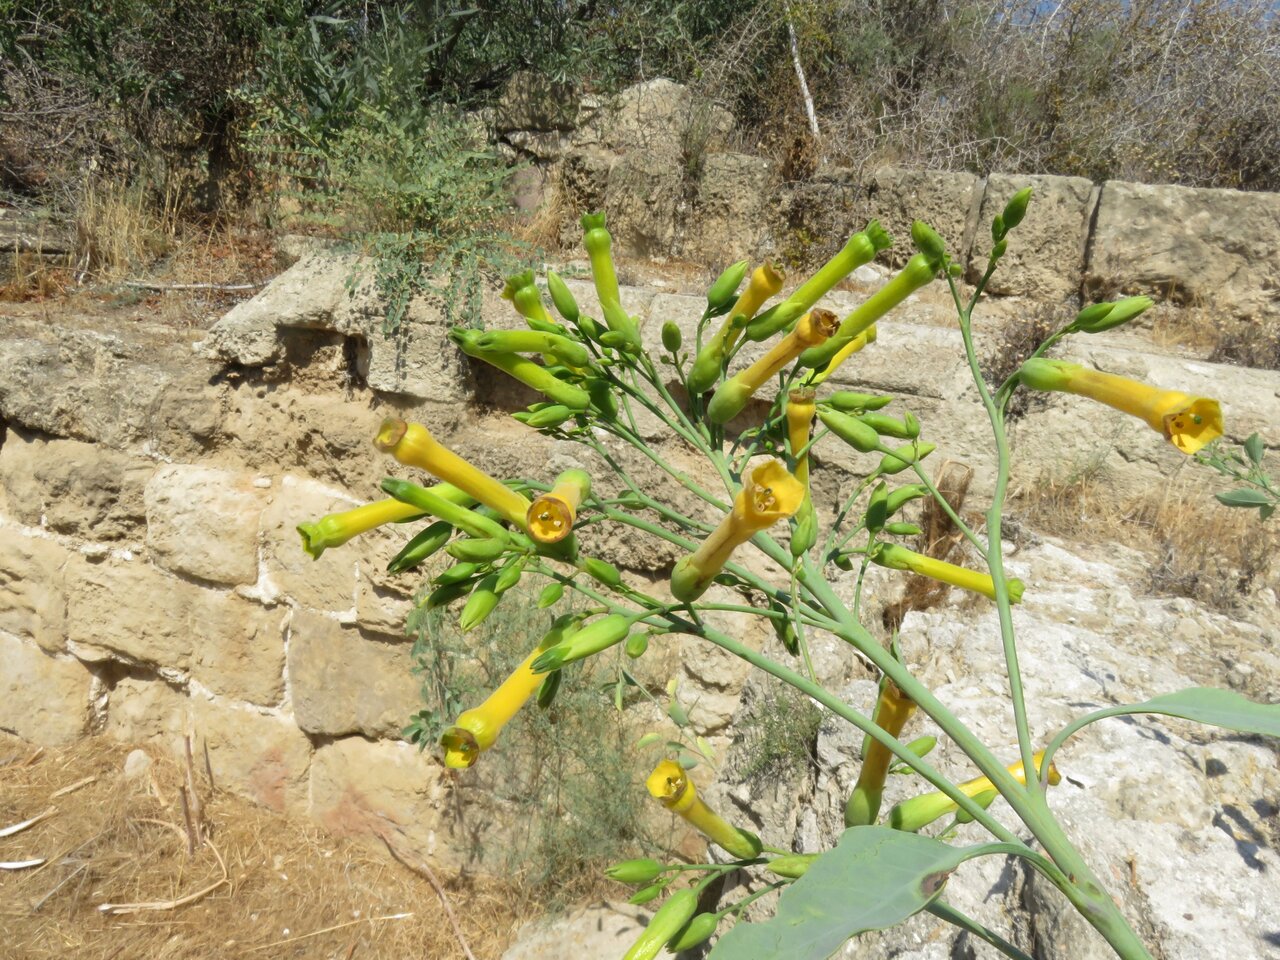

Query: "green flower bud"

xmin=518 ymin=404 xmax=577 ymax=429
xmin=446 ymin=537 xmax=509 ymax=563
xmin=707 ymin=259 xmax=750 ymax=311
xmin=661 ymin=321 xmax=683 ymax=354
xmin=911 ymin=220 xmax=947 ymax=265
xmin=387 ymin=520 xmax=453 ymax=574
xmin=628 ymin=883 xmax=667 ymax=906
xmin=587 ymin=378 xmax=618 ymax=420
xmin=991 ymin=238 xmax=1008 ymax=260
xmin=607 ymin=858 xmax=665 ymax=885
xmin=1070 ymin=295 xmax=1154 ymax=334
xmin=865 ymin=481 xmax=890 ymax=533
xmin=582 ymin=557 xmax=623 ymax=587
xmin=819 ymin=408 xmax=882 ymax=453
xmin=885 ymin=521 xmax=922 ymax=536
xmin=546 ymin=270 xmax=579 ymax=324
xmin=434 ymin=560 xmax=484 ymax=586
xmin=991 ymin=213 xmax=1006 ymax=243
xmin=824 ymin=391 xmax=894 ymax=413
xmin=885 ymin=483 xmax=930 ymax=515
xmin=531 ymin=613 xmax=636 ymax=672
xmin=666 ymin=912 xmax=719 ymax=952
xmin=623 ymin=889 xmax=698 ymax=960
xmin=905 ymin=735 xmax=938 ymax=758
xmin=878 ymin=442 xmax=936 ymax=476
xmin=766 ymin=853 xmax=818 ymax=879
xmin=625 ymin=632 xmax=649 ymax=658
xmin=472 ymin=330 xmax=591 ymax=368
xmin=537 ymin=582 xmax=564 ymax=608
xmin=1001 ymin=187 xmax=1032 ymax=231
xmin=743 ymin=300 xmax=805 ymax=342
xmin=857 ymin=411 xmax=919 ymax=440
xmin=459 ymin=573 xmax=501 ymax=631
xmin=774 ymin=617 xmax=800 ymax=655
xmin=686 ymin=341 xmax=727 ymax=394
xmin=494 ymin=555 xmax=526 ymax=593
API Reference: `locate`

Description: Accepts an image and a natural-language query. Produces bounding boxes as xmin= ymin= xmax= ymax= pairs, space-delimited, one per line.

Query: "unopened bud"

xmin=661 ymin=321 xmax=683 ymax=353
xmin=1001 ymin=187 xmax=1032 ymax=231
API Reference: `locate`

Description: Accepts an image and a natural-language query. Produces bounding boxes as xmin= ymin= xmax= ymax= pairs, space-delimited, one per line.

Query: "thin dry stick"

xmin=202 ymin=739 xmax=215 ymax=790
xmin=378 ymin=833 xmax=477 ymax=960
xmin=1 ymin=858 xmax=46 ymax=870
xmin=131 ymin=817 xmax=190 ymax=846
xmin=0 ymin=807 xmax=56 ymax=838
xmin=183 ymin=735 xmax=204 ymax=844
xmin=50 ymin=775 xmax=97 ymax=799
xmin=31 ymin=861 xmax=88 ymax=912
xmin=249 ymin=913 xmax=413 ymax=951
xmin=121 ymin=280 xmax=270 ymax=292
xmin=97 ymin=841 xmax=229 ymax=915
xmin=178 ymin=785 xmax=197 ymax=857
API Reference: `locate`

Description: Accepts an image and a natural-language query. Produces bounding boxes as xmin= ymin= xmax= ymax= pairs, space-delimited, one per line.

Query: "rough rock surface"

xmin=867 ymin=167 xmax=983 ymax=268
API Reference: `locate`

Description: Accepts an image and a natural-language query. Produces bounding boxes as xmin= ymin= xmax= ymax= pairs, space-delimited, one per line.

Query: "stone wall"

xmin=500 ymin=78 xmax=1280 ymax=323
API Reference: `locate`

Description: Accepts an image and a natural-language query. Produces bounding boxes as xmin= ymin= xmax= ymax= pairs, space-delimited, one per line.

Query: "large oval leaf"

xmin=707 ymin=827 xmax=974 ymax=960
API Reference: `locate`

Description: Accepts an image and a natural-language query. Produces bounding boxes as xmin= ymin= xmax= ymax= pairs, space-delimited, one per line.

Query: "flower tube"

xmin=526 ymin=469 xmax=591 ymax=544
xmin=670 ymin=460 xmax=804 ymax=602
xmin=297 ymin=498 xmax=426 ymax=560
xmin=786 ymin=388 xmax=818 ymax=557
xmin=888 ymin=751 xmax=1061 ymax=832
xmin=845 ymin=680 xmax=917 ymax=826
xmin=871 ymin=543 xmax=1025 ymax=603
xmin=440 ymin=616 xmax=577 ymax=768
xmin=581 ymin=213 xmax=641 ymax=350
xmin=687 ymin=262 xmax=785 ymax=394
xmin=646 ymin=759 xmax=760 ymax=859
xmin=806 ymin=323 xmax=876 ymax=387
xmin=1018 ymin=358 xmax=1222 ymax=455
xmin=375 ymin=418 xmax=532 ymax=529
xmin=501 ymin=270 xmax=555 ymax=327
xmin=707 ymin=308 xmax=839 ymax=424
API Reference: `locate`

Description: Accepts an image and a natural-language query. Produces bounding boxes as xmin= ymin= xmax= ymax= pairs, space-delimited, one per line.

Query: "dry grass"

xmin=0 ymin=734 xmax=545 ymax=960
xmin=1150 ymin=304 xmax=1280 ymax=371
xmin=0 ymin=252 xmax=70 ymax=302
xmin=1012 ymin=469 xmax=1279 ymax=613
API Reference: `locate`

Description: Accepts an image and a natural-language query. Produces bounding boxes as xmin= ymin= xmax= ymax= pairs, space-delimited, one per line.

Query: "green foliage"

xmin=735 ymin=683 xmax=823 ymax=781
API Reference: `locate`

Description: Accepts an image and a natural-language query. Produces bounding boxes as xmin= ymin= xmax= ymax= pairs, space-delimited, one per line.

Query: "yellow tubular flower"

xmin=718 ymin=261 xmax=785 ymax=352
xmin=1018 ymin=359 xmax=1222 ymax=455
xmin=670 ymin=460 xmax=805 ymax=602
xmin=296 ymin=498 xmax=426 ymax=560
xmin=786 ymin=388 xmax=817 ymax=487
xmin=646 ymin=760 xmax=760 ymax=859
xmin=808 ymin=323 xmax=877 ymax=386
xmin=872 ymin=543 xmax=1025 ymax=603
xmin=375 ymin=418 xmax=532 ymax=529
xmin=845 ymin=681 xmax=917 ymax=826
xmin=527 ymin=469 xmax=591 ymax=544
xmin=888 ymin=751 xmax=1061 ymax=832
xmin=440 ymin=645 xmax=547 ymax=768
xmin=707 ymin=309 xmax=839 ymax=424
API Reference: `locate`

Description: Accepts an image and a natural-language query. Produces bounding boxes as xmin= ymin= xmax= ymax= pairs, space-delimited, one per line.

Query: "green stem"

xmin=926 ymin=900 xmax=1034 ymax=960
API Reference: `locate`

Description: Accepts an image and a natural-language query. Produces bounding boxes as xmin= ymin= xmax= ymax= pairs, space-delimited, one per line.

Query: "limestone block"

xmin=193 ymin=695 xmax=311 ymax=813
xmin=260 ymin=475 xmax=358 ymax=613
xmin=66 ymin=555 xmax=286 ymax=699
xmin=309 ymin=736 xmax=456 ymax=863
xmin=1086 ymin=180 xmax=1280 ymax=319
xmin=287 ymin=611 xmax=420 ymax=738
xmin=586 ymin=79 xmax=734 ymax=161
xmin=502 ymin=904 xmax=649 ymax=960
xmin=867 ymin=167 xmax=982 ymax=268
xmin=104 ymin=676 xmax=192 ymax=744
xmin=352 ymin=526 xmax=419 ymax=640
xmin=969 ymin=173 xmax=1095 ymax=300
xmin=0 ymin=634 xmax=90 ymax=745
xmin=556 ymin=146 xmax=615 ymax=248
xmin=145 ymin=464 xmax=264 ymax=586
xmin=688 ymin=153 xmax=774 ymax=265
xmin=360 ymin=294 xmax=474 ymax=402
xmin=0 ymin=527 xmax=70 ymax=653
xmin=604 ymin=152 xmax=684 ymax=259
xmin=0 ymin=430 xmax=148 ymax=538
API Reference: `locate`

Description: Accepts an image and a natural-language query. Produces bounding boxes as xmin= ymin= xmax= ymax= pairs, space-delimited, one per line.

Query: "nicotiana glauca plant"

xmin=298 ymin=193 xmax=1280 ymax=960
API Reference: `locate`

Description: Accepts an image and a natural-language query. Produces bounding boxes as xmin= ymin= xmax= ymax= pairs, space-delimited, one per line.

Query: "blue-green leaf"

xmin=1244 ymin=432 xmax=1264 ymax=466
xmin=1215 ymin=488 xmax=1272 ymax=508
xmin=707 ymin=827 xmax=973 ymax=960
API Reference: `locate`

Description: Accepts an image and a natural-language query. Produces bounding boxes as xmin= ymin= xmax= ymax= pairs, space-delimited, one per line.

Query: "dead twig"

xmin=183 ymin=735 xmax=204 ymax=846
xmin=50 ymin=775 xmax=97 ymax=799
xmin=378 ymin=832 xmax=477 ymax=960
xmin=31 ymin=861 xmax=88 ymax=912
xmin=1 ymin=858 xmax=47 ymax=870
xmin=97 ymin=840 xmax=229 ymax=915
xmin=249 ymin=913 xmax=413 ymax=951
xmin=1 ymin=807 xmax=56 ymax=837
xmin=131 ymin=817 xmax=190 ymax=847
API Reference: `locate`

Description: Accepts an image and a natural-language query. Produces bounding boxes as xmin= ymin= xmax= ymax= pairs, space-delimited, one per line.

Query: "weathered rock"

xmin=556 ymin=146 xmax=615 ymax=247
xmin=1085 ymin=180 xmax=1280 ymax=319
xmin=0 ymin=634 xmax=90 ymax=745
xmin=66 ymin=554 xmax=286 ymax=702
xmin=309 ymin=736 xmax=455 ymax=862
xmin=0 ymin=526 xmax=71 ymax=653
xmin=0 ymin=431 xmax=151 ymax=539
xmin=775 ymin=166 xmax=870 ymax=267
xmin=584 ymin=78 xmax=734 ymax=161
xmin=105 ymin=676 xmax=192 ymax=744
xmin=494 ymin=72 xmax=579 ymax=133
xmin=867 ymin=167 xmax=982 ymax=268
xmin=259 ymin=475 xmax=359 ymax=614
xmin=502 ymin=902 xmax=649 ymax=960
xmin=604 ymin=151 xmax=685 ymax=258
xmin=145 ymin=464 xmax=264 ymax=586
xmin=193 ymin=694 xmax=311 ymax=813
xmin=687 ymin=152 xmax=774 ymax=265
xmin=287 ymin=611 xmax=420 ymax=738
xmin=359 ymin=293 xmax=474 ymax=402
xmin=970 ymin=173 xmax=1096 ymax=300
